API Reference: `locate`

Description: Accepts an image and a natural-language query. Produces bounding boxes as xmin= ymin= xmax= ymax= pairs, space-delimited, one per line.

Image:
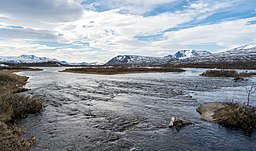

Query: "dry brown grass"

xmin=0 ymin=122 xmax=36 ymax=151
xmin=0 ymin=94 xmax=42 ymax=123
xmin=200 ymin=70 xmax=238 ymax=77
xmin=213 ymin=103 xmax=256 ymax=131
xmin=0 ymin=70 xmax=42 ymax=150
xmin=200 ymin=70 xmax=256 ymax=79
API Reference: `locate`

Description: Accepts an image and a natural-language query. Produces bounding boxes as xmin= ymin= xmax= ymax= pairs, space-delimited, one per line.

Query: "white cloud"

xmin=154 ymin=17 xmax=256 ymax=51
xmin=82 ymin=0 xmax=177 ymax=15
xmin=0 ymin=0 xmax=83 ymax=22
xmin=0 ymin=26 xmax=59 ymax=40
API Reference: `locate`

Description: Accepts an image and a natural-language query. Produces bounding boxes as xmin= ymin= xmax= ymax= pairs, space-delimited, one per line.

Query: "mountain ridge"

xmin=0 ymin=54 xmax=95 ymax=66
xmin=106 ymin=50 xmax=212 ymax=65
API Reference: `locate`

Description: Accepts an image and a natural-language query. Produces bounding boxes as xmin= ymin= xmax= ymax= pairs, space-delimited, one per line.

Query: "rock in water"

xmin=196 ymin=102 xmax=228 ymax=121
xmin=169 ymin=116 xmax=193 ymax=129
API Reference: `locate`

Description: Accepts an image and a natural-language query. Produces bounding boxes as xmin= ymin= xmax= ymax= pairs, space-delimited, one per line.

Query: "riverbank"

xmin=61 ymin=66 xmax=185 ymax=75
xmin=0 ymin=69 xmax=43 ymax=151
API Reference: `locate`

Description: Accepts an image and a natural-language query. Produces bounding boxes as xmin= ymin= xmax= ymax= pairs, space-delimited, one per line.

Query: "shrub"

xmin=200 ymin=70 xmax=238 ymax=77
xmin=212 ymin=103 xmax=256 ymax=131
xmin=200 ymin=70 xmax=256 ymax=78
xmin=0 ymin=94 xmax=42 ymax=122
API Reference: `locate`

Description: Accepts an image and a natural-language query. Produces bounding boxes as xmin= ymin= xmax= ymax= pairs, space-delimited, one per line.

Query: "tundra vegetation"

xmin=200 ymin=69 xmax=256 ymax=81
xmin=0 ymin=69 xmax=43 ymax=151
xmin=61 ymin=66 xmax=185 ymax=75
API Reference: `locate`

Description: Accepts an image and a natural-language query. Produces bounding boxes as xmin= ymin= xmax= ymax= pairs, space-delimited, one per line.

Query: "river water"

xmin=18 ymin=68 xmax=256 ymax=151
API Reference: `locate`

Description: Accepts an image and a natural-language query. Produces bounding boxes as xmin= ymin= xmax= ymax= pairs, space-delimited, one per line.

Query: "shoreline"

xmin=0 ymin=69 xmax=43 ymax=151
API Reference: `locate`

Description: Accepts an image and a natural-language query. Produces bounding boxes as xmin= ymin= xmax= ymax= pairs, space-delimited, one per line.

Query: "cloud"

xmin=0 ymin=26 xmax=59 ymax=40
xmin=0 ymin=0 xmax=83 ymax=23
xmin=82 ymin=0 xmax=177 ymax=15
xmin=154 ymin=17 xmax=256 ymax=50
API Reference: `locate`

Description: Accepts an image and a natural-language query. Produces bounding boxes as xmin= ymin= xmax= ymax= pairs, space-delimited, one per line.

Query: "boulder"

xmin=169 ymin=116 xmax=193 ymax=129
xmin=196 ymin=102 xmax=227 ymax=121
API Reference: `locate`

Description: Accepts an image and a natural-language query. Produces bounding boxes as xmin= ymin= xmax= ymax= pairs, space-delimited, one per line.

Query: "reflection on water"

xmin=18 ymin=68 xmax=256 ymax=151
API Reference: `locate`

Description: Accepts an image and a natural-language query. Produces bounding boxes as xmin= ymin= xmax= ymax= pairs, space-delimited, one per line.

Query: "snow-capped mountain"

xmin=106 ymin=55 xmax=176 ymax=66
xmin=171 ymin=50 xmax=211 ymax=59
xmin=0 ymin=54 xmax=95 ymax=66
xmin=105 ymin=50 xmax=210 ymax=66
xmin=178 ymin=44 xmax=256 ymax=63
xmin=0 ymin=55 xmax=58 ymax=64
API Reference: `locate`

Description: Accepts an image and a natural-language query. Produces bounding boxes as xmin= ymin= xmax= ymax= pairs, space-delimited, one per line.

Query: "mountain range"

xmin=0 ymin=55 xmax=58 ymax=64
xmin=106 ymin=50 xmax=211 ymax=65
xmin=0 ymin=44 xmax=255 ymax=67
xmin=0 ymin=55 xmax=96 ymax=66
xmin=106 ymin=45 xmax=256 ymax=66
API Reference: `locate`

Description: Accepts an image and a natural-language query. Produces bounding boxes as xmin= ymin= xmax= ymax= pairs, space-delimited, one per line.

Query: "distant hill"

xmin=0 ymin=54 xmax=95 ymax=66
xmin=174 ymin=44 xmax=256 ymax=69
xmin=59 ymin=61 xmax=97 ymax=66
xmin=105 ymin=55 xmax=177 ymax=66
xmin=178 ymin=44 xmax=256 ymax=63
xmin=106 ymin=50 xmax=211 ymax=66
xmin=0 ymin=55 xmax=58 ymax=64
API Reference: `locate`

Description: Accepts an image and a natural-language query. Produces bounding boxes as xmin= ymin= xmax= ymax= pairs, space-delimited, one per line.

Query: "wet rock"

xmin=196 ymin=102 xmax=228 ymax=121
xmin=169 ymin=117 xmax=193 ymax=129
xmin=233 ymin=76 xmax=244 ymax=82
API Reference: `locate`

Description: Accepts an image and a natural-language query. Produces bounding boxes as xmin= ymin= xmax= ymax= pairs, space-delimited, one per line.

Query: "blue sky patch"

xmin=135 ymin=34 xmax=166 ymax=42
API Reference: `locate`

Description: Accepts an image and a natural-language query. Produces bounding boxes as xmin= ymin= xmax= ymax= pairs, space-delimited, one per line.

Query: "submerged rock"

xmin=233 ymin=76 xmax=244 ymax=81
xmin=196 ymin=102 xmax=227 ymax=121
xmin=169 ymin=116 xmax=193 ymax=129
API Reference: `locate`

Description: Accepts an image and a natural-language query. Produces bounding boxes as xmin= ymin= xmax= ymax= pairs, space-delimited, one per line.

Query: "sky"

xmin=0 ymin=0 xmax=255 ymax=63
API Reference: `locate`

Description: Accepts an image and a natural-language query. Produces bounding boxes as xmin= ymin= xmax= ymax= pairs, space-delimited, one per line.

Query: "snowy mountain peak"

xmin=173 ymin=50 xmax=211 ymax=59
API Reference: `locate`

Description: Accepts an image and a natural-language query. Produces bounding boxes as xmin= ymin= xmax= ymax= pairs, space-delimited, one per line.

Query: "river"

xmin=18 ymin=67 xmax=256 ymax=151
